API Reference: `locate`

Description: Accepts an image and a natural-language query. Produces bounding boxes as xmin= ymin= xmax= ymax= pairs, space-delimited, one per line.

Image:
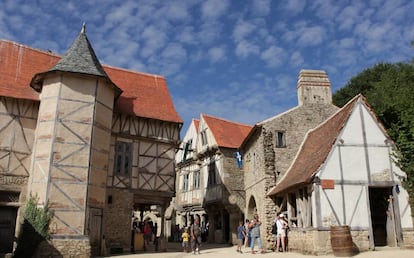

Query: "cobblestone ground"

xmin=106 ymin=242 xmax=414 ymax=258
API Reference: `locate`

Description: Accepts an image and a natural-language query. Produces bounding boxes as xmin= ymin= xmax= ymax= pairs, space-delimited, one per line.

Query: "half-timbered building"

xmin=0 ymin=26 xmax=182 ymax=257
xmin=267 ymin=94 xmax=414 ymax=254
xmin=175 ymin=114 xmax=252 ymax=244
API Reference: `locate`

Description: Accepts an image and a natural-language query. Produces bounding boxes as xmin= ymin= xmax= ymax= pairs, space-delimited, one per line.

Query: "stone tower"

xmin=297 ymin=69 xmax=332 ymax=105
xmin=28 ymin=25 xmax=121 ymax=255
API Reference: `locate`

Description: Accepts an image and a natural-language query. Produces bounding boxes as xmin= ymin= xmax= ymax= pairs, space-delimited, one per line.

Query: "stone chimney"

xmin=297 ymin=69 xmax=332 ymax=106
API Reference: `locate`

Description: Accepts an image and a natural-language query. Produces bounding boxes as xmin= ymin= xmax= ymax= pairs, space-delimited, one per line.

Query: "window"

xmin=183 ymin=174 xmax=189 ymax=191
xmin=193 ymin=170 xmax=200 ymax=189
xmin=200 ymin=130 xmax=208 ymax=146
xmin=114 ymin=141 xmax=132 ymax=175
xmin=275 ymin=131 xmax=286 ymax=148
xmin=207 ymin=162 xmax=216 ymax=186
xmin=182 ymin=139 xmax=192 ymax=162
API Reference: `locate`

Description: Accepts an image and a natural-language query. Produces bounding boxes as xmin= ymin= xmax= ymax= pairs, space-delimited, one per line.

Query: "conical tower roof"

xmin=30 ymin=24 xmax=122 ymax=97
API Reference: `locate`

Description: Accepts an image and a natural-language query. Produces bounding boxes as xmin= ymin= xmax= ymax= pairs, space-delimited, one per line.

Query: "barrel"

xmin=330 ymin=225 xmax=354 ymax=256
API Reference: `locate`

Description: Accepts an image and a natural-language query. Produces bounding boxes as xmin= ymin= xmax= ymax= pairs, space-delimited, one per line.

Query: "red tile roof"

xmin=201 ymin=114 xmax=253 ymax=149
xmin=267 ymin=95 xmax=362 ymax=196
xmin=0 ymin=40 xmax=182 ymax=124
xmin=193 ymin=119 xmax=200 ymax=134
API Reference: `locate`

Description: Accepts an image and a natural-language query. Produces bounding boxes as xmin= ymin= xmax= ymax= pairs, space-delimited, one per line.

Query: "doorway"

xmin=369 ymin=187 xmax=394 ymax=246
xmin=88 ymin=208 xmax=102 ymax=256
xmin=223 ymin=210 xmax=230 ymax=243
xmin=0 ymin=206 xmax=17 ymax=253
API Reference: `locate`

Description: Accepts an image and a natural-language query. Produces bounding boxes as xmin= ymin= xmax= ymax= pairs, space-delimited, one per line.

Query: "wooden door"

xmin=88 ymin=208 xmax=102 ymax=256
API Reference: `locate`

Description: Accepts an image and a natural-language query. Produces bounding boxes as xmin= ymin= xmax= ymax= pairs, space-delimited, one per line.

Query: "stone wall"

xmin=243 ymin=103 xmax=339 ymax=243
xmin=287 ymin=229 xmax=370 ymax=255
xmin=104 ymin=188 xmax=134 ymax=252
xmin=35 ymin=238 xmax=91 ymax=258
xmin=402 ymin=230 xmax=414 ymax=249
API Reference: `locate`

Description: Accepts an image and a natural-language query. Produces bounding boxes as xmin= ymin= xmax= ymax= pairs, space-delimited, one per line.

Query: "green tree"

xmin=333 ymin=61 xmax=414 ymax=215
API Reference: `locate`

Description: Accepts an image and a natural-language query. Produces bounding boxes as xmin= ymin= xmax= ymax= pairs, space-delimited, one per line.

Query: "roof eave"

xmin=30 ymin=70 xmax=123 ymax=98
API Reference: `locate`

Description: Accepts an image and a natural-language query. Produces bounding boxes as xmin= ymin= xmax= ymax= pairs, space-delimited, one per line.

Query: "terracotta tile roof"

xmin=193 ymin=119 xmax=200 ymax=133
xmin=201 ymin=114 xmax=253 ymax=149
xmin=267 ymin=95 xmax=362 ymax=196
xmin=0 ymin=39 xmax=182 ymax=124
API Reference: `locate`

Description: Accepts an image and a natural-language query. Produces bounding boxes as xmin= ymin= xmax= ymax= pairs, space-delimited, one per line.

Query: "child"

xmin=181 ymin=227 xmax=190 ymax=253
xmin=244 ymin=219 xmax=250 ymax=248
xmin=237 ymin=220 xmax=246 ymax=253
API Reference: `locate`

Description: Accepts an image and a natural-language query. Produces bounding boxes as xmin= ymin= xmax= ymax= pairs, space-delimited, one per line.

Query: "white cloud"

xmin=251 ymin=0 xmax=271 ymax=16
xmin=201 ymin=0 xmax=230 ymax=20
xmin=260 ymin=45 xmax=285 ymax=67
xmin=336 ymin=4 xmax=362 ymax=31
xmin=174 ymin=26 xmax=197 ymax=46
xmin=297 ymin=25 xmax=326 ymax=46
xmin=198 ymin=21 xmax=223 ymax=44
xmin=233 ymin=19 xmax=257 ymax=42
xmin=161 ymin=2 xmax=191 ymax=21
xmin=290 ymin=51 xmax=304 ymax=66
xmin=310 ymin=0 xmax=341 ymax=22
xmin=282 ymin=0 xmax=306 ymax=15
xmin=140 ymin=25 xmax=168 ymax=58
xmin=235 ymin=40 xmax=260 ymax=58
xmin=208 ymin=46 xmax=226 ymax=63
xmin=161 ymin=42 xmax=187 ymax=61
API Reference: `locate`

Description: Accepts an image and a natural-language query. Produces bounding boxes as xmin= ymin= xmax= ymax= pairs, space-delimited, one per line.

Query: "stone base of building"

xmin=286 ymin=228 xmax=414 ymax=255
xmin=402 ymin=230 xmax=414 ymax=249
xmin=287 ymin=229 xmax=370 ymax=255
xmin=34 ymin=238 xmax=91 ymax=258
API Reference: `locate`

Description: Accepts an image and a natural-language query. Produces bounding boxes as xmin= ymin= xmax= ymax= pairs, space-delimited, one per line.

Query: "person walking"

xmin=236 ymin=220 xmax=246 ymax=253
xmin=191 ymin=216 xmax=202 ymax=255
xmin=249 ymin=214 xmax=266 ymax=254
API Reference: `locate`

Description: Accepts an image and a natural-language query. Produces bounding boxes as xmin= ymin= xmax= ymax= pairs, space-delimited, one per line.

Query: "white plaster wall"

xmin=317 ymin=101 xmax=413 ymax=230
xmin=398 ymin=188 xmax=413 ymax=228
xmin=361 ymin=106 xmax=387 ymax=145
xmin=176 ymin=120 xmax=198 ymax=163
xmin=339 ymin=106 xmax=364 ymax=145
xmin=319 ymin=185 xmax=369 ymax=227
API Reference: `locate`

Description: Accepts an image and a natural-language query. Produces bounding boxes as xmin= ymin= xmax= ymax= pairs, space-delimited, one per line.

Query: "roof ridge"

xmin=102 ymin=63 xmax=166 ymax=79
xmin=0 ymin=39 xmax=166 ymax=79
xmin=0 ymin=39 xmax=61 ymax=57
xmin=201 ymin=113 xmax=253 ymax=127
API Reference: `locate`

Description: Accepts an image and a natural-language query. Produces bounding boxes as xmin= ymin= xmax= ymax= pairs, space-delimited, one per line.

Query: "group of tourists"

xmin=236 ymin=212 xmax=289 ymax=254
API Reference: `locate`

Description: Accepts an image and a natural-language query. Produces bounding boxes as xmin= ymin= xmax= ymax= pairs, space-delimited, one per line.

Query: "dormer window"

xmin=182 ymin=139 xmax=192 ymax=162
xmin=275 ymin=131 xmax=286 ymax=148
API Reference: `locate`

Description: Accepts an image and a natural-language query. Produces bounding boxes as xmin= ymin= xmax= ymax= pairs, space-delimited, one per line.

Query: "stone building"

xmin=0 ymin=26 xmax=182 ymax=257
xmin=239 ymin=70 xmax=339 ymax=245
xmin=175 ymin=114 xmax=252 ymax=244
xmin=267 ymin=94 xmax=414 ymax=254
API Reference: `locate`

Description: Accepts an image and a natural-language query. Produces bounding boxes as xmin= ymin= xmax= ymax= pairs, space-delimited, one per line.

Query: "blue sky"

xmin=1 ymin=0 xmax=413 ymax=133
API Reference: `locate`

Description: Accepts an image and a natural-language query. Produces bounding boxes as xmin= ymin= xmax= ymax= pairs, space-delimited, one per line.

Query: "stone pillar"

xmin=159 ymin=205 xmax=167 ymax=251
